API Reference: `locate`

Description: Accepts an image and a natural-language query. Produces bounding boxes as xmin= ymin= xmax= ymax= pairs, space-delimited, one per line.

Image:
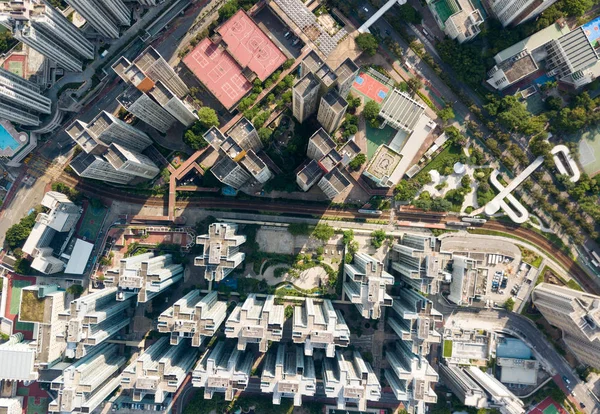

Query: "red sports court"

xmin=183 ymin=38 xmax=252 ymax=110
xmin=353 ymin=71 xmax=390 ymax=104
xmin=218 ymin=10 xmax=286 ymax=81
xmin=529 ymin=397 xmax=568 ymax=414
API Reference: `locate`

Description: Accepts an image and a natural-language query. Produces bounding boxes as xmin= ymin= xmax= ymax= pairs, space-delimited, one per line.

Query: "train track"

xmin=482 ymin=221 xmax=600 ymax=295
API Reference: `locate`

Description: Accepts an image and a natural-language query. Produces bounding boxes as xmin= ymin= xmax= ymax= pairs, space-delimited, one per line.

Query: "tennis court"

xmin=77 ymin=203 xmax=107 ymax=241
xmin=529 ymin=397 xmax=568 ymax=414
xmin=569 ymin=125 xmax=600 ymax=177
xmin=352 ymin=71 xmax=390 ymax=104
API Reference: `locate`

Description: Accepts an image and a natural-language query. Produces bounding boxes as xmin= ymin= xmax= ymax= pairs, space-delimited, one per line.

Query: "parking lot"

xmin=482 ymin=254 xmax=531 ymax=306
xmin=253 ymin=6 xmax=304 ymax=59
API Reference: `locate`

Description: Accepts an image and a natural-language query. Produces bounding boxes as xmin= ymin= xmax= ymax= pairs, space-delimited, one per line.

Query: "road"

xmin=448 ymin=309 xmax=600 ymax=414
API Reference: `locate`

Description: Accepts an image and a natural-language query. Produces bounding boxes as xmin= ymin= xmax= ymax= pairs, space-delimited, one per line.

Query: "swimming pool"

xmin=0 ymin=124 xmax=19 ymax=151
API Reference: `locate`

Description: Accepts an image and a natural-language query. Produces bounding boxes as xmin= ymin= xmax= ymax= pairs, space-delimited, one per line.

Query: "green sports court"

xmin=77 ymin=203 xmax=107 ymax=241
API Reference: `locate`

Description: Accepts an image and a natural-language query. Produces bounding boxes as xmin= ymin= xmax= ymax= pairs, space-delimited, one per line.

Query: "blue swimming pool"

xmin=0 ymin=125 xmax=19 ymax=151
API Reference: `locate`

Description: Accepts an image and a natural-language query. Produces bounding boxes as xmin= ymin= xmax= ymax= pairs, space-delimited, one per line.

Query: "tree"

xmin=312 ymin=224 xmax=334 ymax=242
xmin=67 ymin=284 xmax=84 ymax=298
xmin=346 ymin=93 xmax=361 ymax=111
xmin=258 ymin=127 xmax=273 ymax=145
xmin=363 ymin=100 xmax=380 ymax=123
xmin=504 ymin=298 xmax=515 ymax=312
xmin=348 ymin=153 xmax=367 ymax=171
xmin=437 ymin=106 xmax=455 ymax=123
xmin=342 ymin=230 xmax=354 ymax=245
xmin=253 ymin=111 xmax=270 ymax=129
xmin=282 ymin=58 xmax=295 ymax=69
xmin=288 ymin=223 xmax=311 ymax=235
xmin=371 ymin=230 xmax=387 ymax=248
xmin=407 ymin=76 xmax=423 ymax=94
xmin=396 ymin=4 xmax=422 ymax=24
xmin=394 ymin=180 xmax=419 ymax=201
xmin=197 ymin=107 xmax=219 ymax=129
xmin=562 ymin=0 xmax=593 ymax=16
xmin=183 ymin=121 xmax=209 ymax=150
xmin=437 ymin=39 xmax=486 ymax=87
xmin=284 ymin=305 xmax=294 ymax=319
xmin=219 ymin=0 xmax=238 ymax=20
xmin=355 ymin=33 xmax=379 ymax=56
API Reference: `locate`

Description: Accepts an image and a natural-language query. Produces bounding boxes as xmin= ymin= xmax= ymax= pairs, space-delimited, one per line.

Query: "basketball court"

xmin=529 ymin=397 xmax=568 ymax=414
xmin=352 ymin=71 xmax=390 ymax=104
xmin=218 ymin=10 xmax=286 ymax=81
xmin=76 ymin=202 xmax=107 ymax=241
xmin=183 ymin=38 xmax=252 ymax=110
xmin=2 ymin=53 xmax=25 ymax=77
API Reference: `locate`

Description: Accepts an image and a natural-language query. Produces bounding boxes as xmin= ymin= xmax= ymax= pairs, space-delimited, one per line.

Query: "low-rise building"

xmin=49 ymin=343 xmax=126 ymax=414
xmin=343 ymin=253 xmax=394 ymax=319
xmin=104 ymin=252 xmax=184 ymax=304
xmin=385 ymin=341 xmax=438 ymax=414
xmin=195 ymin=223 xmax=246 ymax=283
xmin=448 ymin=256 xmax=479 ymax=306
xmin=58 ymin=287 xmax=134 ymax=359
xmin=0 ymin=333 xmax=38 ymax=382
xmin=322 ymin=350 xmax=382 ymax=411
xmin=121 ymin=337 xmax=198 ymax=404
xmin=261 ymin=343 xmax=316 ymax=406
xmin=157 ymin=291 xmax=227 ymax=346
xmin=225 ymin=294 xmax=284 ymax=352
xmin=292 ymin=298 xmax=350 ymax=357
xmin=192 ymin=340 xmax=254 ymax=401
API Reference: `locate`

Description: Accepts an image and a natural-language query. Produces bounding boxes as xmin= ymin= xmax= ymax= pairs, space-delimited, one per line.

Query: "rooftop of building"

xmin=133 ymin=46 xmax=162 ymax=73
xmin=294 ymin=73 xmax=320 ymax=96
xmin=364 ymin=145 xmax=402 ymax=182
xmin=148 ymin=81 xmax=174 ymax=105
xmin=239 ymin=150 xmax=267 ymax=175
xmin=379 ymin=89 xmax=426 ymax=133
xmin=203 ymin=126 xmax=227 ymax=149
xmin=548 ymin=27 xmax=599 ymax=75
xmin=321 ymin=89 xmax=347 ymax=112
xmin=334 ymin=58 xmax=359 ymax=85
xmin=302 ymin=51 xmax=325 ymax=74
xmin=309 ymin=128 xmax=336 ymax=153
xmin=494 ymin=21 xmax=571 ymax=63
xmin=297 ymin=159 xmax=323 ymax=187
xmin=497 ymin=53 xmax=538 ymax=83
xmin=321 ymin=168 xmax=350 ymax=192
xmin=318 ymin=149 xmax=342 ymax=173
xmin=220 ymin=136 xmax=246 ymax=161
xmin=211 ymin=155 xmax=241 ymax=180
xmin=227 ymin=117 xmax=256 ymax=144
xmin=116 ymin=85 xmax=144 ymax=109
xmin=496 ymin=337 xmax=532 ymax=359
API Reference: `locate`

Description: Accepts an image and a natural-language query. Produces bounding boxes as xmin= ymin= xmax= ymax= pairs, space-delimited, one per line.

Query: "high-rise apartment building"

xmin=0 ymin=67 xmax=51 ymax=126
xmin=225 ymin=294 xmax=284 ymax=352
xmin=0 ymin=0 xmax=94 ymax=72
xmin=66 ymin=110 xmax=152 ymax=152
xmin=58 ymin=287 xmax=134 ymax=358
xmin=157 ymin=291 xmax=227 ymax=346
xmin=334 ymin=58 xmax=360 ymax=98
xmin=127 ymin=46 xmax=189 ymax=98
xmin=104 ymin=252 xmax=184 ymax=304
xmin=485 ymin=0 xmax=558 ymax=26
xmin=323 ymin=350 xmax=382 ymax=410
xmin=343 ymin=252 xmax=394 ymax=319
xmin=210 ymin=155 xmax=252 ymax=189
xmin=227 ymin=117 xmax=262 ymax=152
xmin=103 ymin=143 xmax=160 ymax=179
xmin=48 ymin=343 xmax=126 ymax=414
xmin=65 ymin=0 xmax=130 ymax=38
xmin=194 ymin=223 xmax=246 ymax=283
xmin=385 ymin=341 xmax=438 ymax=414
xmin=438 ymin=364 xmax=487 ymax=408
xmin=261 ymin=343 xmax=316 ymax=406
xmin=318 ymin=168 xmax=351 ymax=200
xmin=292 ymin=73 xmax=320 ymax=123
xmin=148 ymin=81 xmax=197 ymax=126
xmin=121 ymin=337 xmax=199 ymax=404
xmin=192 ymin=340 xmax=254 ymax=401
xmin=532 ymin=283 xmax=600 ymax=369
xmin=390 ymin=234 xmax=452 ymax=295
xmin=292 ymin=298 xmax=350 ymax=357
xmin=117 ymin=86 xmax=177 ymax=133
xmin=317 ymin=89 xmax=348 ymax=133
xmin=307 ymin=128 xmax=336 ymax=160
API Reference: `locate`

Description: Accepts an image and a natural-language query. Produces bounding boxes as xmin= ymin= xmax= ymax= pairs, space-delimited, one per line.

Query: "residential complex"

xmin=343 ymin=252 xmax=394 ymax=319
xmin=292 ymin=298 xmax=350 ymax=357
xmin=65 ymin=0 xmax=130 ymax=38
xmin=58 ymin=287 xmax=134 ymax=359
xmin=116 ymin=86 xmax=177 ymax=133
xmin=323 ymin=350 xmax=382 ymax=410
xmin=225 ymin=294 xmax=284 ymax=352
xmin=121 ymin=337 xmax=198 ymax=404
xmin=157 ymin=291 xmax=227 ymax=346
xmin=427 ymin=0 xmax=484 ymax=43
xmin=0 ymin=0 xmax=94 ymax=72
xmin=195 ymin=223 xmax=246 ymax=282
xmin=532 ymin=283 xmax=600 ymax=369
xmin=260 ymin=343 xmax=316 ymax=406
xmin=103 ymin=252 xmax=184 ymax=304
xmin=192 ymin=340 xmax=254 ymax=401
xmin=0 ymin=67 xmax=51 ymax=126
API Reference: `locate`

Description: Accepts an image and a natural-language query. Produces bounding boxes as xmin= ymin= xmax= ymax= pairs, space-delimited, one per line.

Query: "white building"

xmin=0 ymin=398 xmax=22 ymax=414
xmin=0 ymin=0 xmax=94 ymax=72
xmin=385 ymin=341 xmax=438 ymax=414
xmin=463 ymin=366 xmax=525 ymax=414
xmin=65 ymin=0 xmax=130 ymax=38
xmin=0 ymin=67 xmax=51 ymax=126
xmin=260 ymin=343 xmax=316 ymax=406
xmin=427 ymin=0 xmax=483 ymax=43
xmin=343 ymin=252 xmax=394 ymax=319
xmin=322 ymin=350 xmax=382 ymax=411
xmin=104 ymin=252 xmax=184 ymax=305
xmin=117 ymin=86 xmax=177 ymax=133
xmin=49 ymin=343 xmax=126 ymax=414
xmin=225 ymin=294 xmax=284 ymax=352
xmin=439 ymin=363 xmax=487 ymax=408
xmin=58 ymin=287 xmax=134 ymax=359
xmin=292 ymin=298 xmax=350 ymax=357
xmin=195 ymin=223 xmax=246 ymax=283
xmin=448 ymin=256 xmax=479 ymax=306
xmin=191 ymin=340 xmax=254 ymax=401
xmin=121 ymin=337 xmax=198 ymax=404
xmin=307 ymin=128 xmax=336 ymax=161
xmin=485 ymin=0 xmax=558 ymax=26
xmin=318 ymin=168 xmax=351 ymax=200
xmin=157 ymin=291 xmax=227 ymax=346
xmin=0 ymin=333 xmax=38 ymax=382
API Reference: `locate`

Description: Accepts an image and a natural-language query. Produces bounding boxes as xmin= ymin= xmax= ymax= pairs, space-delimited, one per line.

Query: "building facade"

xmin=0 ymin=67 xmax=51 ymax=126
xmin=317 ymin=90 xmax=348 ymax=133
xmin=194 ymin=223 xmax=246 ymax=283
xmin=65 ymin=0 xmax=130 ymax=38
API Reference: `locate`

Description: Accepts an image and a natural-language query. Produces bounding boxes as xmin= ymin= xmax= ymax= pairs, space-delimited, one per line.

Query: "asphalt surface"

xmin=448 ymin=308 xmax=600 ymax=414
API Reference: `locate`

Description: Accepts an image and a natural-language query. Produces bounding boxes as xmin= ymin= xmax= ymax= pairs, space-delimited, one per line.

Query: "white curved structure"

xmin=551 ymin=144 xmax=580 ymax=183
xmin=358 ymin=0 xmax=407 ymax=33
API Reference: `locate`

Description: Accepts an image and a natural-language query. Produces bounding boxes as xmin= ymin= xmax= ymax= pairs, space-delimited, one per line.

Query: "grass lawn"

xmin=19 ymin=290 xmax=45 ymax=323
xmin=519 ymin=245 xmax=543 ymax=268
xmin=415 ymin=144 xmax=462 ymax=182
xmin=443 ymin=339 xmax=453 ymax=358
